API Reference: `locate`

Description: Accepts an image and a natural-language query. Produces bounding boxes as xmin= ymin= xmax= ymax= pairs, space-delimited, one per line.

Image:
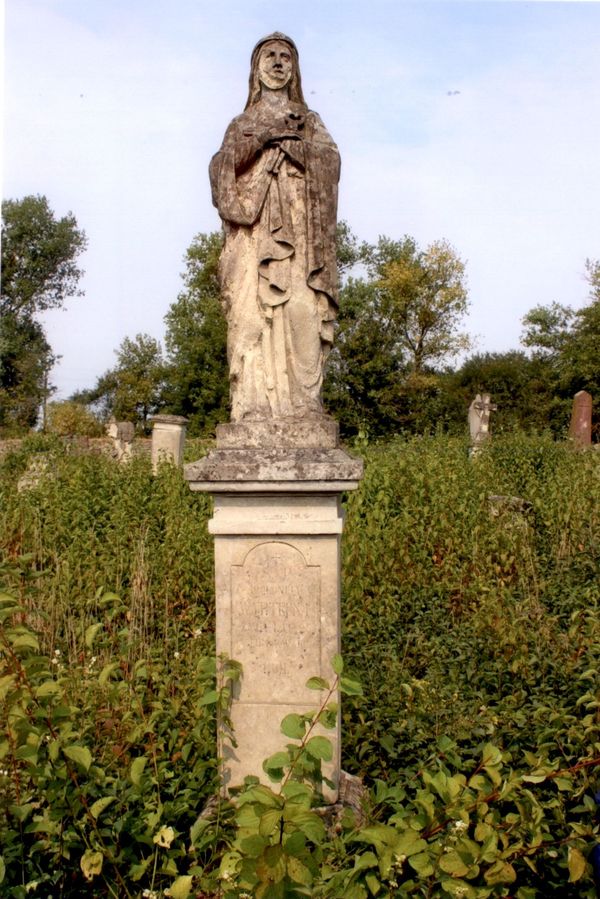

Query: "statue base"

xmin=185 ymin=417 xmax=362 ymax=801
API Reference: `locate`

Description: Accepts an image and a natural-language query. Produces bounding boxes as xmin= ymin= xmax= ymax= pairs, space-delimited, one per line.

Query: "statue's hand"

xmin=259 ymin=112 xmax=305 ymax=146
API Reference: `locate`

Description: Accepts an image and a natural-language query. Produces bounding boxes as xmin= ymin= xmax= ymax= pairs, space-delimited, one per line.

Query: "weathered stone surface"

xmin=210 ymin=493 xmax=344 ymax=800
xmin=468 ymin=393 xmax=497 ymax=456
xmin=216 ymin=415 xmax=339 ymax=449
xmin=186 ymin=33 xmax=362 ymax=803
xmin=185 ymin=446 xmax=363 ymax=491
xmin=209 ymin=33 xmax=339 ymax=421
xmin=569 ymin=390 xmax=592 ymax=447
xmin=106 ymin=418 xmax=135 ymax=462
xmin=151 ymin=414 xmax=188 ymax=472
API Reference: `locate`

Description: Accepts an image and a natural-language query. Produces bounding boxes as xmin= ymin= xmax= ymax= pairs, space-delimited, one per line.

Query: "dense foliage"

xmin=1 ymin=433 xmax=598 ymax=896
xmin=1 ymin=195 xmax=87 ymax=432
xmin=73 ymin=334 xmax=167 ymax=432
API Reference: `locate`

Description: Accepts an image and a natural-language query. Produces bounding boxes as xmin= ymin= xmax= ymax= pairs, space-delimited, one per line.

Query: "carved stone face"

xmin=257 ymin=40 xmax=293 ymax=91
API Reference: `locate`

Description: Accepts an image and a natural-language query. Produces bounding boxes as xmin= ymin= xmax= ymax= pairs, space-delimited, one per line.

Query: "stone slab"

xmin=185 ymin=447 xmax=363 ymax=487
xmin=216 ymin=416 xmax=339 ymax=449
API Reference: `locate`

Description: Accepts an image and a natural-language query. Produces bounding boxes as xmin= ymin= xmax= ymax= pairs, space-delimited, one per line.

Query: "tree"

xmin=324 ymin=234 xmax=470 ymax=437
xmin=162 ymin=232 xmax=229 ymax=436
xmin=448 ymin=351 xmax=558 ymax=434
xmin=371 ymin=237 xmax=470 ymax=375
xmin=522 ymin=259 xmax=600 ymax=408
xmin=0 ymin=315 xmax=55 ymax=431
xmin=74 ymin=334 xmax=165 ymax=431
xmin=1 ymin=195 xmax=87 ymax=432
xmin=46 ymin=401 xmax=103 ymax=437
xmin=1 ymin=195 xmax=87 ymax=317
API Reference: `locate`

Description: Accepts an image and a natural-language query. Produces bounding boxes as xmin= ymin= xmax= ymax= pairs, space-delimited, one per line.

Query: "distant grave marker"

xmin=106 ymin=418 xmax=135 ymax=462
xmin=468 ymin=393 xmax=497 ymax=457
xmin=568 ymin=390 xmax=592 ymax=447
xmin=150 ymin=414 xmax=188 ymax=472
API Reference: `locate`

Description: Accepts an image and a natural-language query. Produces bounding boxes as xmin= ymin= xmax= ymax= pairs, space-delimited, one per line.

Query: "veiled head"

xmin=245 ymin=32 xmax=306 ymax=109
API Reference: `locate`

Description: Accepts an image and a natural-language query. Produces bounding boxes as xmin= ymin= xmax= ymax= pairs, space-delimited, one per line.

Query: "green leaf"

xmin=305 ymin=736 xmax=333 ymax=761
xmin=98 ymin=662 xmax=119 ymax=685
xmin=154 ymin=825 xmax=176 ymax=848
xmin=354 ymin=851 xmax=379 ymax=871
xmin=340 ymin=676 xmax=363 ymax=696
xmin=331 ymin=654 xmax=344 ymax=675
xmin=306 ymin=676 xmax=329 ymax=691
xmin=291 ymin=811 xmax=325 ymax=843
xmin=63 ymin=744 xmax=92 ymax=772
xmin=84 ymin=622 xmax=103 ymax=648
xmin=287 ymin=855 xmax=313 ymax=886
xmin=484 ymin=860 xmax=517 ymax=884
xmin=263 ymin=751 xmax=289 ymax=772
xmin=34 ymin=680 xmax=62 ymax=699
xmin=259 ymin=808 xmax=283 ymax=837
xmin=0 ymin=855 xmax=5 ymax=883
xmin=12 ymin=633 xmax=39 ymax=651
xmin=90 ymin=796 xmax=116 ymax=819
xmin=281 ymin=713 xmax=306 ymax=740
xmin=80 ymin=849 xmax=103 ymax=881
xmin=165 ymin=875 xmax=194 ymax=897
xmin=439 ymin=850 xmax=469 ymax=877
xmin=239 ymin=834 xmax=267 ymax=858
xmin=568 ymin=846 xmax=587 ymax=882
xmin=198 ymin=689 xmax=219 ymax=706
xmin=365 ymin=872 xmax=382 ymax=895
xmin=408 ymin=852 xmax=434 ymax=877
xmin=130 ymin=756 xmax=147 ymax=785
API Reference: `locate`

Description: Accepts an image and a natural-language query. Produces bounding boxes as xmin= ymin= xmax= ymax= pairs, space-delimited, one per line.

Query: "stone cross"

xmin=568 ymin=390 xmax=592 ymax=447
xmin=468 ymin=393 xmax=497 ymax=456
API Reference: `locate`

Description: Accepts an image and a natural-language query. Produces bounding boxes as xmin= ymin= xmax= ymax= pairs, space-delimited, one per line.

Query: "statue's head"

xmin=246 ymin=32 xmax=306 ymax=108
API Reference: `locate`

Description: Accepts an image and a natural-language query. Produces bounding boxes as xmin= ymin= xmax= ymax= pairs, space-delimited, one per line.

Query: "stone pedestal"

xmin=185 ymin=417 xmax=362 ymax=801
xmin=151 ymin=414 xmax=188 ymax=472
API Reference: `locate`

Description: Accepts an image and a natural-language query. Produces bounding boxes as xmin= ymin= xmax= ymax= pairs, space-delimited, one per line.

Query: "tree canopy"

xmin=162 ymin=232 xmax=229 ymax=436
xmin=73 ymin=334 xmax=165 ymax=432
xmin=1 ymin=195 xmax=87 ymax=318
xmin=1 ymin=195 xmax=87 ymax=433
xmin=324 ymin=233 xmax=470 ymax=436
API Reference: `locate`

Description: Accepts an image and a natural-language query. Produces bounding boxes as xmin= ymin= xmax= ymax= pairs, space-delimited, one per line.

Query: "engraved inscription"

xmin=231 ymin=542 xmax=321 ymax=703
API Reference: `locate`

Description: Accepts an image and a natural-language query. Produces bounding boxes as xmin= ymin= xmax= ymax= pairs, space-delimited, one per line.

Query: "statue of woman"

xmin=209 ymin=33 xmax=340 ymax=421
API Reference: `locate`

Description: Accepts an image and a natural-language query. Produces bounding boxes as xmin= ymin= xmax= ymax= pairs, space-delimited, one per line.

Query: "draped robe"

xmin=209 ymin=99 xmax=340 ymax=420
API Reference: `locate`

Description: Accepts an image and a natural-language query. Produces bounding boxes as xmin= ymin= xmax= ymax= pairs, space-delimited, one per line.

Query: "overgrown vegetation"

xmin=1 ymin=434 xmax=599 ymax=896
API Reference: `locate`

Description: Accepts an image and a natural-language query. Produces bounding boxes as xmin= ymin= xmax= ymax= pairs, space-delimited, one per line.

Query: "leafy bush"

xmin=0 ymin=432 xmax=599 ymax=895
xmin=46 ymin=400 xmax=104 ymax=437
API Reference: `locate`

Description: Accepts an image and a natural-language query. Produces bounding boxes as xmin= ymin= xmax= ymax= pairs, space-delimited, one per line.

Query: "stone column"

xmin=568 ymin=391 xmax=592 ymax=447
xmin=151 ymin=415 xmax=188 ymax=472
xmin=185 ymin=417 xmax=362 ymax=801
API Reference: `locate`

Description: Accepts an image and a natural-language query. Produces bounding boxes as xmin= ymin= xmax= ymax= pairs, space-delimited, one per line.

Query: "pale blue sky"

xmin=4 ymin=0 xmax=600 ymax=399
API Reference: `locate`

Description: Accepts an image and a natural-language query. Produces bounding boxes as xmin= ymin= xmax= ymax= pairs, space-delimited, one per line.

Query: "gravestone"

xmin=468 ymin=393 xmax=497 ymax=457
xmin=106 ymin=418 xmax=135 ymax=463
xmin=185 ymin=33 xmax=362 ymax=801
xmin=151 ymin=414 xmax=188 ymax=472
xmin=568 ymin=390 xmax=592 ymax=447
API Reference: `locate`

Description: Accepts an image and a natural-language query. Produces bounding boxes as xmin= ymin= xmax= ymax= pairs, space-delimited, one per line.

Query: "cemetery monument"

xmin=185 ymin=33 xmax=362 ymax=801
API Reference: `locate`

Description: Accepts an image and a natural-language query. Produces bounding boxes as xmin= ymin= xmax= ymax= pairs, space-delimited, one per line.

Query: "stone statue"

xmin=209 ymin=33 xmax=340 ymax=421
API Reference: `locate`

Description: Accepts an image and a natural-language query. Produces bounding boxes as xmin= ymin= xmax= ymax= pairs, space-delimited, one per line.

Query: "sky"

xmin=3 ymin=0 xmax=600 ymax=401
